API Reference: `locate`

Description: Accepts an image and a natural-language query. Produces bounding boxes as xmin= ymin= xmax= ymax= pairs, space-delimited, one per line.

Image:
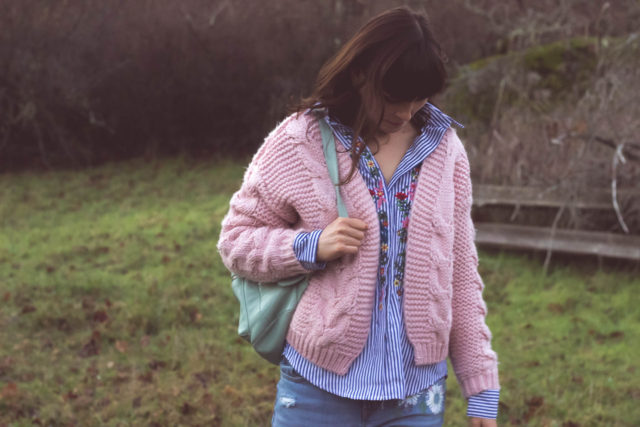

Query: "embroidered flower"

xmin=367 ymin=160 xmax=375 ymax=168
xmin=373 ymin=179 xmax=386 ymax=208
xmin=394 ymin=279 xmax=400 ymax=287
xmin=426 ymin=384 xmax=444 ymax=414
xmin=395 ymin=192 xmax=408 ymax=200
xmin=398 ymin=393 xmax=420 ymax=408
xmin=409 ymin=182 xmax=417 ymax=199
xmin=380 ymin=243 xmax=388 ymax=252
xmin=379 ymin=252 xmax=388 ymax=266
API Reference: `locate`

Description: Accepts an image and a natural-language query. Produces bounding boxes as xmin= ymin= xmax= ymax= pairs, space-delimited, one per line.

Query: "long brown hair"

xmin=296 ymin=7 xmax=448 ymax=184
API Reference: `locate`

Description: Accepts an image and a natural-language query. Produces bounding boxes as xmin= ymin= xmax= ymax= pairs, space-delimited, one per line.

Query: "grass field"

xmin=0 ymin=157 xmax=638 ymax=426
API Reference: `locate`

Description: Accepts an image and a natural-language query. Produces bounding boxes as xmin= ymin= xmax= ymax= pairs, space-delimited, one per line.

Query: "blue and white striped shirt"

xmin=284 ymin=103 xmax=499 ymax=420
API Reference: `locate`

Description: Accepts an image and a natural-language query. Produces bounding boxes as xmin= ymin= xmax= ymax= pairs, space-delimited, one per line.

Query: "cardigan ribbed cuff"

xmin=458 ymin=368 xmax=500 ymax=399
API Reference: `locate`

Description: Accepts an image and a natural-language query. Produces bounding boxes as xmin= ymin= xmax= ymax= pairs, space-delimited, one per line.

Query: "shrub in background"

xmin=0 ymin=0 xmax=638 ymax=170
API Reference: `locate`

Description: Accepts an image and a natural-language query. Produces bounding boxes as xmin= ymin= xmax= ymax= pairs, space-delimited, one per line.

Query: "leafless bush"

xmin=0 ymin=0 xmax=374 ymax=169
xmin=0 ymin=0 xmax=638 ymax=171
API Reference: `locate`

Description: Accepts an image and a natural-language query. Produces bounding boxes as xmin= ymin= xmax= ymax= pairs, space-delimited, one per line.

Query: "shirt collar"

xmin=315 ymin=102 xmax=462 ymax=150
xmin=415 ymin=102 xmax=464 ymax=131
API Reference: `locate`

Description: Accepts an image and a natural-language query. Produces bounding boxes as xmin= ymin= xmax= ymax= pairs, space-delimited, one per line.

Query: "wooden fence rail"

xmin=472 ymin=185 xmax=640 ymax=261
xmin=473 ymin=184 xmax=636 ymax=210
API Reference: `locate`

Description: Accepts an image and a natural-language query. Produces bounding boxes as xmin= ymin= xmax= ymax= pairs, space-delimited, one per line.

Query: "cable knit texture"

xmin=217 ymin=112 xmax=499 ymax=398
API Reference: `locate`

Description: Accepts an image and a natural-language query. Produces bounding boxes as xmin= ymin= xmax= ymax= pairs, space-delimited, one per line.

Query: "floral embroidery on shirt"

xmin=359 ymin=147 xmax=421 ymax=308
xmin=391 ymin=164 xmax=421 ymax=289
xmin=361 ymin=151 xmax=390 ymax=294
xmin=372 ymin=180 xmax=386 ymax=210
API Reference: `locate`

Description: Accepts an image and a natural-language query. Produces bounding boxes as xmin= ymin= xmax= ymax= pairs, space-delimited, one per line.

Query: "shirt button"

xmin=378 ymin=303 xmax=383 ymax=311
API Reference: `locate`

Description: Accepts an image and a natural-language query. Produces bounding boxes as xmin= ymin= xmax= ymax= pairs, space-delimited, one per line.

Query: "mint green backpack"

xmin=231 ymin=113 xmax=348 ymax=364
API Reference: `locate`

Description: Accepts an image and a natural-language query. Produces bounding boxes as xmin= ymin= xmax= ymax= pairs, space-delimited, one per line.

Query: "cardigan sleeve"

xmin=448 ymin=141 xmax=500 ymax=398
xmin=216 ymin=121 xmax=315 ymax=283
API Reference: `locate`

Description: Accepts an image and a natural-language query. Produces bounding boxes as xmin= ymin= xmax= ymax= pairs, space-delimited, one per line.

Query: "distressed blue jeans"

xmin=272 ymin=358 xmax=446 ymax=427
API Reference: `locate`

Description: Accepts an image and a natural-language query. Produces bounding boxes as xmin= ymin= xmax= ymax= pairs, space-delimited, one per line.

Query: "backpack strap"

xmin=317 ymin=114 xmax=349 ymax=218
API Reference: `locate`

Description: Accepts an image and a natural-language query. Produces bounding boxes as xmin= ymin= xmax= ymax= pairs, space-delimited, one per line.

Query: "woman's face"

xmin=356 ymin=77 xmax=427 ymax=135
xmin=375 ymin=97 xmax=428 ymax=135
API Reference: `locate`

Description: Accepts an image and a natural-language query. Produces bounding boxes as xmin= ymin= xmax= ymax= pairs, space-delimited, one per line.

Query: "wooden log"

xmin=474 ymin=223 xmax=640 ymax=260
xmin=472 ymin=185 xmax=635 ymax=210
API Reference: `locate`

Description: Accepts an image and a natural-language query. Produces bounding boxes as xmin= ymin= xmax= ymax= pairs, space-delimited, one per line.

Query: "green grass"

xmin=1 ymin=157 xmax=638 ymax=426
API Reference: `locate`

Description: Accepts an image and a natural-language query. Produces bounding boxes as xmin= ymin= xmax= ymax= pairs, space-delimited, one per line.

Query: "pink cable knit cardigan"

xmin=217 ymin=112 xmax=499 ymax=398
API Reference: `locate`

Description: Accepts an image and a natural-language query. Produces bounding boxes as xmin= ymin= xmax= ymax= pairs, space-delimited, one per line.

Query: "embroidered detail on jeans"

xmin=279 ymin=396 xmax=296 ymax=408
xmin=426 ymin=384 xmax=444 ymax=414
xmin=398 ymin=393 xmax=420 ymax=408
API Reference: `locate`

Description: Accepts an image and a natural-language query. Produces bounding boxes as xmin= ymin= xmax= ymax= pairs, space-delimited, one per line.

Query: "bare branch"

xmin=543 ymin=204 xmax=566 ymax=274
xmin=612 ymin=143 xmax=630 ymax=233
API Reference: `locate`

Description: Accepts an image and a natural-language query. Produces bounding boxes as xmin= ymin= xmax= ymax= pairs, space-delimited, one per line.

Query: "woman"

xmin=217 ymin=7 xmax=500 ymax=427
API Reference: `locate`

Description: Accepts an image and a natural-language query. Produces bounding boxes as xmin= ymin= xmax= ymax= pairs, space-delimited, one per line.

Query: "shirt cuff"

xmin=467 ymin=389 xmax=500 ymax=419
xmin=293 ymin=230 xmax=326 ymax=271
